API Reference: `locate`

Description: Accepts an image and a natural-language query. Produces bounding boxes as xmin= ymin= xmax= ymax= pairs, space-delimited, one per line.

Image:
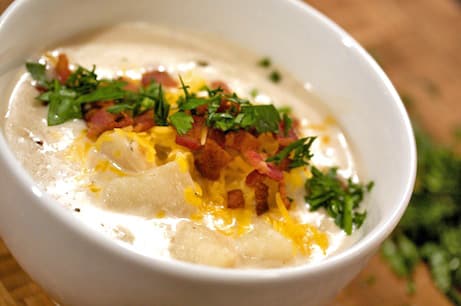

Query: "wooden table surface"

xmin=0 ymin=0 xmax=460 ymax=305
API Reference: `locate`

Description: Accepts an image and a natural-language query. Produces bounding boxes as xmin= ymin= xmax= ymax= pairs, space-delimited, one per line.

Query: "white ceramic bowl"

xmin=0 ymin=1 xmax=416 ymax=305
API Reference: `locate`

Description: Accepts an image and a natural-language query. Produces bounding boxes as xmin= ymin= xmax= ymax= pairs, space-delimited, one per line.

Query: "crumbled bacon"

xmin=245 ymin=170 xmax=266 ymax=187
xmin=218 ymin=100 xmax=240 ymax=113
xmin=243 ymin=150 xmax=284 ymax=181
xmin=195 ymin=104 xmax=208 ymax=116
xmin=207 ymin=128 xmax=226 ymax=148
xmin=141 ymin=70 xmax=177 ymax=88
xmin=175 ymin=116 xmax=205 ymax=151
xmin=56 ymin=54 xmax=71 ymax=84
xmin=133 ymin=110 xmax=155 ymax=132
xmin=175 ymin=136 xmax=201 ymax=151
xmin=210 ymin=80 xmax=231 ymax=94
xmin=254 ymin=182 xmax=269 ymax=215
xmin=276 ymin=157 xmax=291 ymax=172
xmin=278 ymin=180 xmax=291 ymax=209
xmin=194 ymin=139 xmax=232 ymax=180
xmin=225 ymin=130 xmax=260 ymax=153
xmin=85 ymin=102 xmax=133 ymax=140
xmin=227 ymin=189 xmax=245 ymax=209
xmin=120 ymin=77 xmax=140 ymax=93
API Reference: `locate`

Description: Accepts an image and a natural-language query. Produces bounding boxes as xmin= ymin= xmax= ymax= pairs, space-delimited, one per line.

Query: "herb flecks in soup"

xmin=4 ymin=24 xmax=371 ymax=268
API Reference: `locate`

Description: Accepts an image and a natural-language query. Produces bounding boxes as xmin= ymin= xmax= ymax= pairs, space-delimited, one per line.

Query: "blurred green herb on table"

xmin=382 ymin=125 xmax=461 ymax=305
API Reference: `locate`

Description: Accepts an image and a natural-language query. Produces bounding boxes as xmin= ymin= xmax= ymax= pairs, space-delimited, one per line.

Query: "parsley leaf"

xmin=282 ymin=112 xmax=293 ymax=136
xmin=239 ymin=104 xmax=280 ymax=133
xmin=47 ymin=80 xmax=81 ymax=126
xmin=269 ymin=70 xmax=281 ymax=83
xmin=267 ymin=137 xmax=316 ymax=169
xmin=180 ymin=97 xmax=209 ymax=111
xmin=154 ymin=86 xmax=170 ymax=126
xmin=226 ymin=93 xmax=250 ymax=105
xmin=258 ymin=57 xmax=271 ymax=68
xmin=66 ymin=65 xmax=99 ymax=94
xmin=304 ymin=166 xmax=372 ymax=235
xmin=75 ymin=81 xmax=127 ymax=104
xmin=207 ymin=112 xmax=235 ymax=131
xmin=107 ymin=103 xmax=134 ymax=114
xmin=25 ymin=62 xmax=48 ymax=88
xmin=169 ymin=111 xmax=193 ymax=135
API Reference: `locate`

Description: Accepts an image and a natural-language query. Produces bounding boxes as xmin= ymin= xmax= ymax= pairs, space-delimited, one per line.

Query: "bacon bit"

xmin=254 ymin=182 xmax=269 ymax=215
xmin=141 ymin=70 xmax=177 ymax=88
xmin=277 ymin=136 xmax=298 ymax=147
xmin=35 ymin=85 xmax=48 ymax=93
xmin=133 ymin=110 xmax=155 ymax=132
xmin=245 ymin=170 xmax=266 ymax=187
xmin=243 ymin=150 xmax=283 ymax=181
xmin=210 ymin=80 xmax=231 ymax=94
xmin=266 ymin=163 xmax=285 ymax=181
xmin=225 ymin=130 xmax=260 ymax=153
xmin=195 ymin=104 xmax=208 ymax=115
xmin=277 ymin=157 xmax=291 ymax=172
xmin=56 ymin=54 xmax=71 ymax=84
xmin=175 ymin=135 xmax=201 ymax=151
xmin=84 ymin=102 xmax=133 ymax=140
xmin=194 ymin=139 xmax=232 ymax=180
xmin=120 ymin=77 xmax=140 ymax=92
xmin=175 ymin=116 xmax=205 ymax=150
xmin=218 ymin=100 xmax=240 ymax=113
xmin=278 ymin=180 xmax=291 ymax=209
xmin=227 ymin=189 xmax=245 ymax=209
xmin=207 ymin=128 xmax=226 ymax=148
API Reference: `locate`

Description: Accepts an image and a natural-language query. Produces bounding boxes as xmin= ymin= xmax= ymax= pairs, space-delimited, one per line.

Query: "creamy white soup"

xmin=2 ymin=23 xmax=370 ymax=268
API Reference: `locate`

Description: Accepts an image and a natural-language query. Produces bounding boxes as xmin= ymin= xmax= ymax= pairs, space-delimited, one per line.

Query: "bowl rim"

xmin=0 ymin=0 xmax=417 ymax=283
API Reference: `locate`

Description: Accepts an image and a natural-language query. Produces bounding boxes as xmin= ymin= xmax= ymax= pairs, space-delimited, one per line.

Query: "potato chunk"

xmin=96 ymin=129 xmax=155 ymax=172
xmin=170 ymin=222 xmax=237 ymax=268
xmin=237 ymin=222 xmax=294 ymax=267
xmin=102 ymin=162 xmax=196 ymax=217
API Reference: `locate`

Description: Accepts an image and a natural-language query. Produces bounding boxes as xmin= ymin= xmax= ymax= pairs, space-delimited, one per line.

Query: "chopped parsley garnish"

xmin=75 ymin=81 xmax=127 ymax=104
xmin=66 ymin=65 xmax=99 ymax=94
xmin=174 ymin=77 xmax=280 ymax=134
xmin=196 ymin=60 xmax=209 ymax=67
xmin=153 ymin=86 xmax=170 ymax=126
xmin=25 ymin=62 xmax=48 ymax=88
xmin=169 ymin=111 xmax=193 ymax=135
xmin=282 ymin=112 xmax=293 ymax=136
xmin=250 ymin=88 xmax=259 ymax=98
xmin=269 ymin=70 xmax=281 ymax=83
xmin=305 ymin=166 xmax=372 ymax=235
xmin=47 ymin=80 xmax=82 ymax=125
xmin=277 ymin=106 xmax=292 ymax=114
xmin=237 ymin=104 xmax=281 ymax=133
xmin=26 ymin=61 xmax=173 ymax=126
xmin=258 ymin=57 xmax=271 ymax=68
xmin=266 ymin=137 xmax=316 ymax=169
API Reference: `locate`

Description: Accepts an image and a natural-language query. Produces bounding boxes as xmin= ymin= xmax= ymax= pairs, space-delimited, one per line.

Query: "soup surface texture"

xmin=3 ymin=23 xmax=370 ymax=268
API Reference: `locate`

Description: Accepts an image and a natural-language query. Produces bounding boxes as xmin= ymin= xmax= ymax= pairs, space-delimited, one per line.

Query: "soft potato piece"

xmin=102 ymin=162 xmax=196 ymax=217
xmin=97 ymin=129 xmax=155 ymax=172
xmin=237 ymin=222 xmax=294 ymax=267
xmin=170 ymin=222 xmax=238 ymax=268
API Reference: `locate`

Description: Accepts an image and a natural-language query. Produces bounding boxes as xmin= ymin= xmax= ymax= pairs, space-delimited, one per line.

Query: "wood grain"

xmin=0 ymin=0 xmax=460 ymax=305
